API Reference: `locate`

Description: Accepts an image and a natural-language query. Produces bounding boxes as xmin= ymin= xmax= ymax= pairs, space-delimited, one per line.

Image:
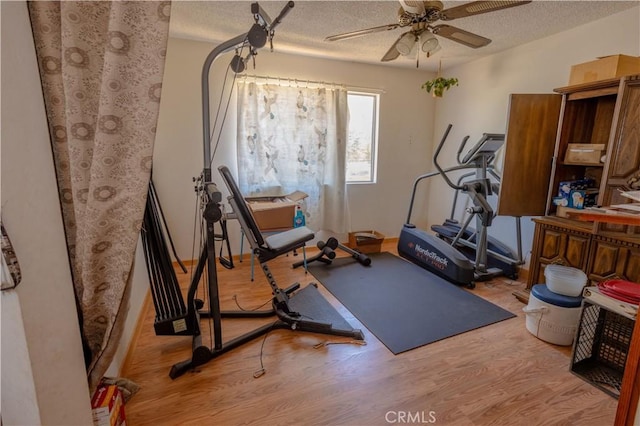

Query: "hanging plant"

xmin=421 ymin=60 xmax=458 ymax=98
xmin=421 ymin=77 xmax=459 ymax=97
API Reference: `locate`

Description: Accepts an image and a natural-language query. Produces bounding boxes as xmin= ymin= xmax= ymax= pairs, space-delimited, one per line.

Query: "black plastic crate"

xmin=570 ymin=301 xmax=635 ymax=398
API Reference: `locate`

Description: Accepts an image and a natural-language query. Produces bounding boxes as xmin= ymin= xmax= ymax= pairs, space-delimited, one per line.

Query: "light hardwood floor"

xmin=122 ymin=241 xmax=618 ymax=425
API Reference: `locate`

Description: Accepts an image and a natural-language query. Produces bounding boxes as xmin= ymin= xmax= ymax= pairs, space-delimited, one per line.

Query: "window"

xmin=346 ymin=92 xmax=379 ymax=183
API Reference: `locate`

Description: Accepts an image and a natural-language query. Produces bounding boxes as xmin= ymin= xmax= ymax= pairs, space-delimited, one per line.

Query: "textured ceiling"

xmin=169 ymin=1 xmax=639 ymax=71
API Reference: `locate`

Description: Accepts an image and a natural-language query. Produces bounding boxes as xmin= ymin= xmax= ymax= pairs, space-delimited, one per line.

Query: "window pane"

xmin=347 ymin=93 xmax=378 ymax=183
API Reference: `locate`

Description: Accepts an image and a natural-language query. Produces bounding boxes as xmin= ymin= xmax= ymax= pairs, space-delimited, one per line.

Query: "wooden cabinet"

xmin=502 ymin=76 xmax=640 ymax=304
xmin=525 ymin=217 xmax=640 ymax=291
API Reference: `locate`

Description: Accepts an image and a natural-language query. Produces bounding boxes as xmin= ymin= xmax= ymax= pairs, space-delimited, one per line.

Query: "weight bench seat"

xmin=264 ymin=226 xmax=314 ymax=252
xmin=217 ymin=164 xmax=364 ymax=344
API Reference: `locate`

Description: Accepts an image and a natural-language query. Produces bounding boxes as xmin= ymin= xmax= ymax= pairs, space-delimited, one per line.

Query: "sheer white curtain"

xmin=237 ymin=80 xmax=349 ymax=233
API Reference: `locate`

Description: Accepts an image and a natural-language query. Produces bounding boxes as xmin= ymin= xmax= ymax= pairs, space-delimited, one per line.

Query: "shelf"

xmin=554 ymin=78 xmax=621 ymax=96
xmin=561 ymin=161 xmax=604 ymax=167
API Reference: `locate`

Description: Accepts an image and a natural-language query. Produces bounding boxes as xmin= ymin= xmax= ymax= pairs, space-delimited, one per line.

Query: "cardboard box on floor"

xmin=347 ymin=230 xmax=385 ymax=254
xmin=569 ymin=54 xmax=640 ymax=85
xmin=91 ymin=384 xmax=126 ymax=426
xmin=245 ymin=190 xmax=308 ymax=231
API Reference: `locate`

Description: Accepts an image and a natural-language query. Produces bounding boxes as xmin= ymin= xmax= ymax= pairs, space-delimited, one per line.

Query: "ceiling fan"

xmin=325 ymin=1 xmax=532 ymax=62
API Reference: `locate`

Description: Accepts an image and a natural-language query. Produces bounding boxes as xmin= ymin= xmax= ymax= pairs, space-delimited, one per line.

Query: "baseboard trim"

xmin=518 ymin=265 xmax=529 ymax=282
xmin=169 ymin=236 xmax=401 ymax=268
xmin=120 ymin=289 xmax=152 ymax=377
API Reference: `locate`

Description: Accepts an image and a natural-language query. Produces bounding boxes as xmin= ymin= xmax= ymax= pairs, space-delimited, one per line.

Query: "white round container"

xmin=544 ymin=264 xmax=588 ymax=297
xmin=523 ymin=284 xmax=583 ymax=346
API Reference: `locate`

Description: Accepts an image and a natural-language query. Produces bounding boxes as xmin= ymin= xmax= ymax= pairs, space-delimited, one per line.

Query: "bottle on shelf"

xmin=293 ymin=204 xmax=305 ymax=228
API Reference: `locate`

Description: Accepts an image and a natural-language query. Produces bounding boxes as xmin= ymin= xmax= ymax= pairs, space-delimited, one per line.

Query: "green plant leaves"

xmin=421 ymin=77 xmax=459 ymax=97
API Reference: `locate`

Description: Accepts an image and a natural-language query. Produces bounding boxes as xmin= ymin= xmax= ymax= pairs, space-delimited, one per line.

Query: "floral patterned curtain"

xmin=28 ymin=1 xmax=171 ymax=390
xmin=237 ymin=81 xmax=350 ymax=233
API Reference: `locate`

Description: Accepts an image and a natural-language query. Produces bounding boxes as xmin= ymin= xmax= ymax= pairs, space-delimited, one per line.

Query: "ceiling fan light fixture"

xmin=396 ymin=32 xmax=417 ymax=56
xmin=325 ymin=0 xmax=531 ymax=63
xmin=426 ymin=44 xmax=441 ymax=58
xmin=420 ymin=33 xmax=439 ymax=54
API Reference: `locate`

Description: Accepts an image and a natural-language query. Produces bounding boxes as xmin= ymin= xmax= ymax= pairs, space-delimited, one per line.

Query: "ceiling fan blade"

xmin=381 ymin=34 xmax=404 ymax=62
xmin=440 ymin=1 xmax=531 ymax=21
xmin=432 ymin=24 xmax=491 ymax=48
xmin=325 ymin=23 xmax=400 ymax=42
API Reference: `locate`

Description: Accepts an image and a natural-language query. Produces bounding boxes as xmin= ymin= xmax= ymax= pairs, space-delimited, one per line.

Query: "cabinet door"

xmin=497 ymin=94 xmax=562 ymax=216
xmin=528 ymin=221 xmax=591 ymax=288
xmin=540 ymin=227 xmax=591 ymax=266
xmin=588 ymin=237 xmax=640 ymax=284
xmin=599 ymin=76 xmax=640 ymax=238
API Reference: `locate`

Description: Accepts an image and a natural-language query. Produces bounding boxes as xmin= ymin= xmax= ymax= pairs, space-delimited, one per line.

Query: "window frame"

xmin=346 ymin=91 xmax=380 ymax=184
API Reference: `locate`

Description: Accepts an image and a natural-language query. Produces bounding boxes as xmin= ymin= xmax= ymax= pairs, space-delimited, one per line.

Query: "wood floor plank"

xmin=122 ymin=241 xmax=618 ymax=425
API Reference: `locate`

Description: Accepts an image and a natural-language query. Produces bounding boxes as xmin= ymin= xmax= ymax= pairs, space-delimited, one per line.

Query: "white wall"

xmin=429 ymin=7 xmax=640 ymax=268
xmin=1 ymin=2 xmax=93 ymax=424
xmin=153 ymin=38 xmax=436 ymax=260
xmin=1 ymin=292 xmax=41 ymax=425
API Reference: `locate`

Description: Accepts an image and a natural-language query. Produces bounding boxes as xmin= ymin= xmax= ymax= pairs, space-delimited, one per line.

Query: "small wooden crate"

xmin=347 ymin=230 xmax=385 ymax=254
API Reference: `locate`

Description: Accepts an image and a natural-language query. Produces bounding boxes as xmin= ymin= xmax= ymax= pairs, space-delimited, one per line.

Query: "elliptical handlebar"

xmin=456 ymin=135 xmax=470 ymax=165
xmin=433 ymin=124 xmax=464 ymax=191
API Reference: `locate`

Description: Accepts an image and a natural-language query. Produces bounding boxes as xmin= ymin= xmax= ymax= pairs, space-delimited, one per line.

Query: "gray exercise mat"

xmin=308 ymin=252 xmax=515 ymax=354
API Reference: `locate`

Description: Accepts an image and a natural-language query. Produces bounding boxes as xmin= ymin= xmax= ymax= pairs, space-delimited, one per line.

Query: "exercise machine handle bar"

xmin=456 ymin=135 xmax=471 ymax=165
xmin=265 ymin=1 xmax=294 ymax=32
xmin=405 ymin=125 xmax=481 ymax=224
xmin=405 ymin=165 xmax=470 ymax=224
xmin=434 ymin=125 xmax=493 ymax=227
xmin=433 ymin=124 xmax=464 ymax=191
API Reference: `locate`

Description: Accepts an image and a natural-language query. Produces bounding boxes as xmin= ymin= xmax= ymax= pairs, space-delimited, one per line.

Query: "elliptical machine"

xmin=398 ymin=124 xmax=522 ymax=289
xmin=430 ymin=127 xmax=522 ymax=280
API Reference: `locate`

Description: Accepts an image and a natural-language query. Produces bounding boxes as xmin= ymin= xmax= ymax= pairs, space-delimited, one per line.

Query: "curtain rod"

xmin=237 ymin=73 xmax=386 ymax=94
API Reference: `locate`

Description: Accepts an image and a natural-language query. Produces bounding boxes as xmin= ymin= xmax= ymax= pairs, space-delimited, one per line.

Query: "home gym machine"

xmin=398 ymin=124 xmax=522 ymax=288
xmin=141 ymin=1 xmax=364 ymax=379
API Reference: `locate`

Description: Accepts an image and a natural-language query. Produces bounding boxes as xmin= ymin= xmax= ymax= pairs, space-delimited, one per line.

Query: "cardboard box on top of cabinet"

xmin=245 ymin=191 xmax=308 ymax=231
xmin=564 ymin=143 xmax=605 ymax=165
xmin=569 ymin=54 xmax=640 ymax=85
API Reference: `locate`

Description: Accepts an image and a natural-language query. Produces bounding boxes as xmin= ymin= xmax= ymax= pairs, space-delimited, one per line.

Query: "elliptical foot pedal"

xmin=473 ymin=267 xmax=503 ymax=282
